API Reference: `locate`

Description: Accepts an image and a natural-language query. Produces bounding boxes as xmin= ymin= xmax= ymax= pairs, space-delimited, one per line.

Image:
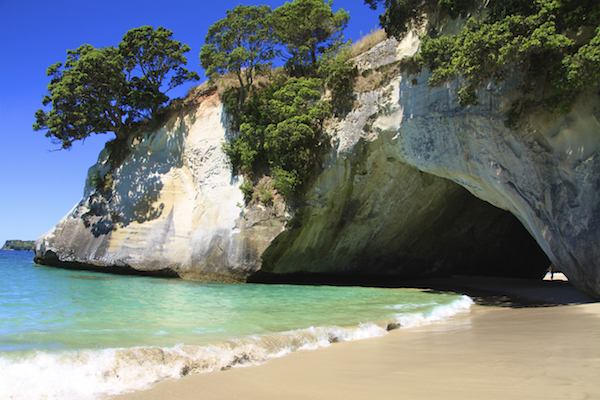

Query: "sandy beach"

xmin=112 ymin=276 xmax=600 ymax=400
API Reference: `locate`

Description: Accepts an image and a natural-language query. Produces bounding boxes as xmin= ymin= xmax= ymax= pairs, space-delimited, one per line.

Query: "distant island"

xmin=2 ymin=240 xmax=35 ymax=251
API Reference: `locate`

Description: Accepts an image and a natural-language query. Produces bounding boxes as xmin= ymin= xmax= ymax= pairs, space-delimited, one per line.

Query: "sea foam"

xmin=0 ymin=295 xmax=473 ymax=400
xmin=394 ymin=295 xmax=474 ymax=328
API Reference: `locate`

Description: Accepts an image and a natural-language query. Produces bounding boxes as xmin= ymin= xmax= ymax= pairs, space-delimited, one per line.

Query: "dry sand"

xmin=112 ymin=276 xmax=600 ymax=400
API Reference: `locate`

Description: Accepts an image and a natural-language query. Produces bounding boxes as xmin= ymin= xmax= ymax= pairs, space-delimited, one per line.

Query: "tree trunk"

xmin=237 ymin=73 xmax=246 ymax=105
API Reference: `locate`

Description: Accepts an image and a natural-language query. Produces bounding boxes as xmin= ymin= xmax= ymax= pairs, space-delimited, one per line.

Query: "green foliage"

xmin=364 ymin=0 xmax=474 ymax=39
xmin=548 ymin=27 xmax=600 ymax=113
xmin=365 ymin=0 xmax=429 ymax=39
xmin=90 ymin=171 xmax=114 ymax=195
xmin=261 ymin=77 xmax=331 ymax=170
xmin=209 ymin=0 xmax=358 ymax=200
xmin=257 ymin=183 xmax=274 ymax=205
xmin=273 ymin=0 xmax=350 ymax=75
xmin=272 ymin=167 xmax=301 ymax=197
xmin=34 ymin=26 xmax=199 ymax=149
xmin=239 ymin=178 xmax=254 ymax=202
xmin=419 ymin=0 xmax=600 ymax=115
xmin=33 ymin=45 xmax=129 ymax=149
xmin=2 ymin=240 xmax=35 ymax=251
xmin=200 ymin=5 xmax=276 ymax=105
xmin=320 ymin=49 xmax=359 ymax=115
xmin=120 ymin=26 xmax=199 ymax=115
xmin=223 ymin=76 xmax=331 ymax=198
xmin=437 ymin=0 xmax=475 ymax=19
xmin=90 ymin=172 xmax=103 ymax=190
xmin=366 ymin=0 xmax=600 ymax=119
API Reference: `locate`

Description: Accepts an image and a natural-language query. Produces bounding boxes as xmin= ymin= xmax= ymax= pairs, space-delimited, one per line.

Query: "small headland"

xmin=1 ymin=240 xmax=35 ymax=251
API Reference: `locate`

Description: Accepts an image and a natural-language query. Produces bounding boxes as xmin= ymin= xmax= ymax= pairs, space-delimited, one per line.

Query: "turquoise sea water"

xmin=0 ymin=250 xmax=473 ymax=399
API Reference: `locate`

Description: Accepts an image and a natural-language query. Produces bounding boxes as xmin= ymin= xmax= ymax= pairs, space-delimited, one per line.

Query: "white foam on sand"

xmin=0 ymin=296 xmax=473 ymax=400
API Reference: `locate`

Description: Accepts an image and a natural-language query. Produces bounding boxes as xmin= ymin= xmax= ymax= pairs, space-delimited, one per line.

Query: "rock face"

xmin=35 ymin=92 xmax=289 ymax=283
xmin=388 ymin=79 xmax=600 ymax=297
xmin=35 ymin=36 xmax=600 ymax=298
xmin=335 ymin=35 xmax=600 ymax=297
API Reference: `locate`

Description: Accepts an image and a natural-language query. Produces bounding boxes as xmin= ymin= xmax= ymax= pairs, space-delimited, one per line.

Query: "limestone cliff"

xmin=35 ymin=34 xmax=600 ymax=298
xmin=35 ymin=92 xmax=289 ymax=283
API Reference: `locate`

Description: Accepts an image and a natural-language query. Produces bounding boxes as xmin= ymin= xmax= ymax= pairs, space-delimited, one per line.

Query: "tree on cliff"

xmin=273 ymin=0 xmax=349 ymax=75
xmin=199 ymin=1 xmax=350 ymax=100
xmin=200 ymin=5 xmax=276 ymax=105
xmin=34 ymin=26 xmax=199 ymax=149
xmin=120 ymin=26 xmax=200 ymax=116
xmin=364 ymin=0 xmax=473 ymax=38
xmin=365 ymin=0 xmax=600 ymax=121
xmin=203 ymin=0 xmax=354 ymax=199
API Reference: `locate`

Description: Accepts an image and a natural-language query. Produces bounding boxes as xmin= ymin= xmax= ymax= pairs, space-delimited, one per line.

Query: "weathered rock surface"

xmin=35 ymin=35 xmax=600 ymax=298
xmin=35 ymin=92 xmax=289 ymax=283
xmin=387 ymin=78 xmax=600 ymax=297
xmin=257 ymin=146 xmax=549 ymax=282
xmin=333 ymin=35 xmax=600 ymax=297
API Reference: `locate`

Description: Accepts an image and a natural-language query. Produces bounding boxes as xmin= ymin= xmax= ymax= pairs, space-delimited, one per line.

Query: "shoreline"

xmin=111 ymin=276 xmax=600 ymax=400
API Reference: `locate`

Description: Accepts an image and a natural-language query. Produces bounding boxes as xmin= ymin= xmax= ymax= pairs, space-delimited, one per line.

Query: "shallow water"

xmin=0 ymin=250 xmax=472 ymax=399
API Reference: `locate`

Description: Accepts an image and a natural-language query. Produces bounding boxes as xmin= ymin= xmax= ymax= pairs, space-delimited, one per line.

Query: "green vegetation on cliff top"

xmin=34 ymin=0 xmax=600 ymax=203
xmin=205 ymin=0 xmax=600 ymax=200
xmin=201 ymin=0 xmax=356 ymax=200
xmin=2 ymin=240 xmax=35 ymax=251
xmin=368 ymin=0 xmax=600 ymax=123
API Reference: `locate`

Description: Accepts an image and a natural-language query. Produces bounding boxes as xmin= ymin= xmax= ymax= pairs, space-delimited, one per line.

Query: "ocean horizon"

xmin=0 ymin=249 xmax=473 ymax=399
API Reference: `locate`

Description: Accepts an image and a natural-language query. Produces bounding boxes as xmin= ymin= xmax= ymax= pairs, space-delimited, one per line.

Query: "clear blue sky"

xmin=0 ymin=0 xmax=382 ymax=245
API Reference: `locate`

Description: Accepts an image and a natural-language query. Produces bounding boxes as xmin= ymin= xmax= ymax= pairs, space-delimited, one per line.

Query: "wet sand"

xmin=113 ymin=276 xmax=600 ymax=400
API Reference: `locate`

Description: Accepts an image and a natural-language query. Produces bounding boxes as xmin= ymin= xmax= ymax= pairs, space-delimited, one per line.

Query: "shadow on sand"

xmin=403 ymin=275 xmax=597 ymax=308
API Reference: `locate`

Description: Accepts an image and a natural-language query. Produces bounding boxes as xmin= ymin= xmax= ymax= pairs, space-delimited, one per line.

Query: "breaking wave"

xmin=0 ymin=295 xmax=473 ymax=400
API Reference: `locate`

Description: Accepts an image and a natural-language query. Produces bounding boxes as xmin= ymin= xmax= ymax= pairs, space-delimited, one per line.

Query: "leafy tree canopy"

xmin=34 ymin=26 xmax=199 ymax=149
xmin=120 ymin=26 xmax=199 ymax=115
xmin=364 ymin=0 xmax=474 ymax=38
xmin=273 ymin=0 xmax=350 ymax=74
xmin=200 ymin=5 xmax=276 ymax=105
xmin=202 ymin=0 xmax=356 ymax=199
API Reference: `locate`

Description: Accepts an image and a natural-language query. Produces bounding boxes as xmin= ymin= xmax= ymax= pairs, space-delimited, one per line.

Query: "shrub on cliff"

xmin=366 ymin=0 xmax=600 ymax=121
xmin=223 ymin=76 xmax=332 ymax=196
xmin=365 ymin=0 xmax=475 ymax=39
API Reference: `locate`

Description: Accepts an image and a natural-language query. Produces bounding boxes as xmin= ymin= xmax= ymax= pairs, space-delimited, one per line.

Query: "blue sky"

xmin=0 ymin=0 xmax=382 ymax=246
